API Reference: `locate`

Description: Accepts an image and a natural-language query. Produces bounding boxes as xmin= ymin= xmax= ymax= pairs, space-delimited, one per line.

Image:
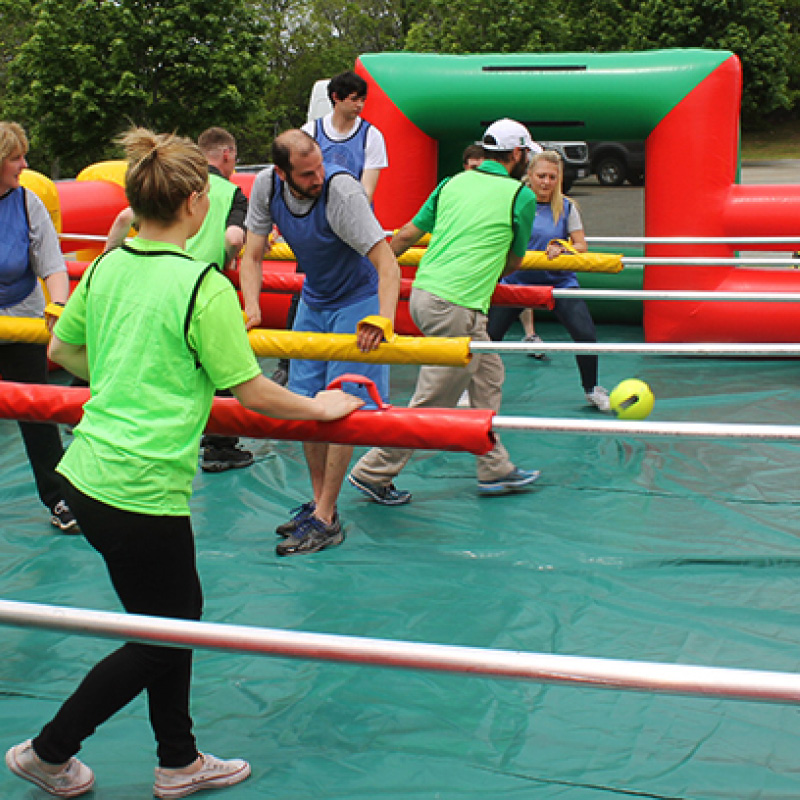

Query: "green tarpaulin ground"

xmin=2 ymin=321 xmax=800 ymax=799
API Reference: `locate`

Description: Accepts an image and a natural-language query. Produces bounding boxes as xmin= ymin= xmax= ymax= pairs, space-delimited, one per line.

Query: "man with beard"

xmin=240 ymin=129 xmax=400 ymax=556
xmin=347 ymin=118 xmax=542 ymax=503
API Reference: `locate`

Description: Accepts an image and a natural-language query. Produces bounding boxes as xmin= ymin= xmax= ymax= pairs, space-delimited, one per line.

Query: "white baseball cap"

xmin=479 ymin=118 xmax=540 ymax=152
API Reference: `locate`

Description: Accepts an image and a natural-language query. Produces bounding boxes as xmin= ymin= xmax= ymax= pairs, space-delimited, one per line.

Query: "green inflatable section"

xmin=2 ymin=330 xmax=799 ymax=799
xmin=360 ymin=49 xmax=732 ymax=141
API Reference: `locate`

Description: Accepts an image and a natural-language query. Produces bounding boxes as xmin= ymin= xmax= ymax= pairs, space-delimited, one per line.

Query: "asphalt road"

xmin=569 ymin=160 xmax=800 ymax=240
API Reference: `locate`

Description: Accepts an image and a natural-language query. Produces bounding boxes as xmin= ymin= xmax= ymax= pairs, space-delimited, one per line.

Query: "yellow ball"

xmin=609 ymin=379 xmax=654 ymax=420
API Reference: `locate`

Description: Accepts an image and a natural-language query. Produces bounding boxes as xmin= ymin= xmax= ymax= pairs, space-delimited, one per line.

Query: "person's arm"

xmin=360 ymin=168 xmax=381 ymax=203
xmin=357 ymin=238 xmax=401 ymax=352
xmin=230 ymin=373 xmax=363 ymax=420
xmin=48 ymin=335 xmax=89 ymax=380
xmin=390 ymin=222 xmax=424 ymax=257
xmin=569 ymin=228 xmax=588 ymax=253
xmin=501 ymin=252 xmax=524 ymax=276
xmin=239 ymin=231 xmax=268 ymax=329
xmin=223 ymin=224 xmax=246 ymax=269
xmin=42 ymin=271 xmax=70 ymax=332
xmin=104 ymin=207 xmax=136 ymax=252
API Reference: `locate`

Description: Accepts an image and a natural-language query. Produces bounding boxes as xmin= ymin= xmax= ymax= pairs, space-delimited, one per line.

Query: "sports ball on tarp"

xmin=609 ymin=379 xmax=654 ymax=420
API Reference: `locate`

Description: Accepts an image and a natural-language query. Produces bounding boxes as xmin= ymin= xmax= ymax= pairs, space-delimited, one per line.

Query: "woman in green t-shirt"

xmin=6 ymin=127 xmax=362 ymax=800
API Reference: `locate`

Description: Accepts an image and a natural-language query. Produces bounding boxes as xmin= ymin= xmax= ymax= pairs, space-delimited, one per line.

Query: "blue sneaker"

xmin=347 ymin=474 xmax=411 ymax=506
xmin=275 ymin=501 xmax=316 ymax=538
xmin=478 ymin=467 xmax=541 ymax=496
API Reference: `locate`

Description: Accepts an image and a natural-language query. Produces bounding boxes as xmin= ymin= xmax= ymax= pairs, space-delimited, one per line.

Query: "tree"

xmin=405 ymin=0 xmax=571 ymax=53
xmin=626 ymin=0 xmax=791 ymax=123
xmin=0 ymin=0 xmax=34 ymax=106
xmin=6 ymin=0 xmax=270 ymax=176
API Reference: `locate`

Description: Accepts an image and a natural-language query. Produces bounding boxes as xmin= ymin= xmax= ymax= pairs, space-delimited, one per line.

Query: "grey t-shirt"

xmin=245 ymin=165 xmax=385 ymax=258
xmin=2 ymin=188 xmax=67 ymax=319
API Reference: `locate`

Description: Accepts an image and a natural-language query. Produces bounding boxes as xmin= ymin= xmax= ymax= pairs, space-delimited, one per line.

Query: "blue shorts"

xmin=288 ymin=294 xmax=390 ymax=410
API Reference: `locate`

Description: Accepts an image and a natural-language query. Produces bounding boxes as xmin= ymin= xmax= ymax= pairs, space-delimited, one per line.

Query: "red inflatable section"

xmin=56 ymin=180 xmax=128 ymax=254
xmin=645 ymin=55 xmax=800 ymax=342
xmin=0 ymin=382 xmax=495 ymax=456
xmin=356 ymin=57 xmax=438 ymax=231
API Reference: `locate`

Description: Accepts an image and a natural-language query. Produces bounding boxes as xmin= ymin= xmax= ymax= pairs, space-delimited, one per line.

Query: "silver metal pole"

xmin=551 ymin=289 xmax=800 ymax=302
xmin=588 ymin=236 xmax=800 ymax=246
xmin=470 ymin=341 xmax=800 ymax=356
xmin=621 ymin=256 xmax=799 ymax=265
xmin=1 ymin=598 xmax=799 ymax=704
xmin=491 ymin=416 xmax=800 ymax=441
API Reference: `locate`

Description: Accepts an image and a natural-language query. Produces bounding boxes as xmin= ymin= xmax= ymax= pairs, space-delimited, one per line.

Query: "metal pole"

xmin=491 ymin=416 xmax=800 ymax=442
xmin=621 ymin=256 xmax=799 ymax=265
xmin=588 ymin=236 xmax=800 ymax=246
xmin=470 ymin=341 xmax=800 ymax=357
xmin=1 ymin=598 xmax=799 ymax=704
xmin=550 ymin=289 xmax=800 ymax=302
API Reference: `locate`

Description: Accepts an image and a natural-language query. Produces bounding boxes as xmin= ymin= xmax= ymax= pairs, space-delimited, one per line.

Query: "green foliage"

xmin=627 ymin=0 xmax=791 ymax=123
xmin=6 ymin=0 xmax=270 ymax=176
xmin=405 ymin=0 xmax=571 ymax=53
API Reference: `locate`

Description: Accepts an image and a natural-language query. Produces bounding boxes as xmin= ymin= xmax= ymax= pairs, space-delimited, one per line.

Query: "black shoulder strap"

xmin=84 ymin=248 xmax=116 ymax=292
xmin=184 ymin=264 xmax=215 ymax=368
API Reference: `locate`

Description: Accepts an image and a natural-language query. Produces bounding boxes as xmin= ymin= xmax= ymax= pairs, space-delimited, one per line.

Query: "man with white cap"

xmin=348 ymin=118 xmax=541 ymax=503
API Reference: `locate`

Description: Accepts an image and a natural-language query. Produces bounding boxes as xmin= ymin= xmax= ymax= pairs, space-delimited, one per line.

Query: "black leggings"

xmin=33 ymin=483 xmax=203 ymax=768
xmin=0 ymin=342 xmax=65 ymax=509
xmin=487 ymin=297 xmax=599 ymax=392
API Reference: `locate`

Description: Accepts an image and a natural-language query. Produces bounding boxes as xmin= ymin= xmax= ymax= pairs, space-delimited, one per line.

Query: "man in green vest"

xmin=348 ymin=118 xmax=543 ymax=502
xmin=104 ymin=127 xmax=253 ymax=473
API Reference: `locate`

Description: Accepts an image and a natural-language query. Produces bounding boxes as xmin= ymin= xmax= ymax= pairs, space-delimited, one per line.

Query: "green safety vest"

xmin=186 ymin=172 xmax=238 ymax=269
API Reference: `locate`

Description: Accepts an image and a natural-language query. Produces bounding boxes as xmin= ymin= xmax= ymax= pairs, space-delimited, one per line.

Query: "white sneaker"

xmin=586 ymin=385 xmax=611 ymax=412
xmin=523 ymin=333 xmax=547 ymax=359
xmin=153 ymin=753 xmax=251 ymax=798
xmin=5 ymin=739 xmax=94 ymax=797
xmin=456 ymin=389 xmax=470 ymax=407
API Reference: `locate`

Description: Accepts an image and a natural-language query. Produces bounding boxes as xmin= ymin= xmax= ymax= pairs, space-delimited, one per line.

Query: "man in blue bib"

xmin=240 ymin=130 xmax=400 ymax=556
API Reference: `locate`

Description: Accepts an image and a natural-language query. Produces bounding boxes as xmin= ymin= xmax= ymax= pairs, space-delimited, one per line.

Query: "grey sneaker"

xmin=6 ymin=739 xmax=94 ymax=797
xmin=275 ymin=501 xmax=316 ymax=538
xmin=276 ymin=514 xmax=344 ymax=556
xmin=586 ymin=385 xmax=611 ymax=412
xmin=347 ymin=474 xmax=411 ymax=505
xmin=478 ymin=467 xmax=541 ymax=496
xmin=153 ymin=753 xmax=251 ymax=799
xmin=523 ymin=333 xmax=547 ymax=359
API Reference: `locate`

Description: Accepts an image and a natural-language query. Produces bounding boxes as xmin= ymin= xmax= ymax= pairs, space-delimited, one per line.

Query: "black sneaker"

xmin=275 ymin=501 xmax=316 ymax=538
xmin=201 ymin=444 xmax=254 ymax=473
xmin=347 ymin=474 xmax=411 ymax=505
xmin=51 ymin=500 xmax=80 ymax=534
xmin=276 ymin=515 xmax=344 ymax=556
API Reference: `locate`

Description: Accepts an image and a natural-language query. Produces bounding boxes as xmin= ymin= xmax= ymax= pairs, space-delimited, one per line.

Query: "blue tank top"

xmin=314 ymin=117 xmax=370 ymax=179
xmin=270 ymin=166 xmax=378 ymax=311
xmin=503 ymin=198 xmax=579 ymax=289
xmin=0 ymin=188 xmax=37 ymax=308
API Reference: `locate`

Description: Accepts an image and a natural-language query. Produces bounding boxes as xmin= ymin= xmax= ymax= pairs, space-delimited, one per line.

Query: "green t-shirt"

xmin=411 ymin=161 xmax=536 ymax=313
xmin=55 ymin=239 xmax=261 ymax=515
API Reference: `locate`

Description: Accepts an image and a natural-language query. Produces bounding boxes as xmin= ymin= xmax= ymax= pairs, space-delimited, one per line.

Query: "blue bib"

xmin=314 ymin=118 xmax=370 ymax=179
xmin=0 ymin=188 xmax=36 ymax=307
xmin=504 ymin=198 xmax=579 ymax=289
xmin=270 ymin=167 xmax=377 ymax=310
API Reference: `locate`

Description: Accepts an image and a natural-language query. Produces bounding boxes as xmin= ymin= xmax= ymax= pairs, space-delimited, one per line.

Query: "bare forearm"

xmin=43 ymin=271 xmax=70 ymax=305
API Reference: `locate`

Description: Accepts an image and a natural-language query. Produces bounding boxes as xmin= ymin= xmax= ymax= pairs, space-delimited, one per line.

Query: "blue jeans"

xmin=487 ymin=297 xmax=599 ymax=392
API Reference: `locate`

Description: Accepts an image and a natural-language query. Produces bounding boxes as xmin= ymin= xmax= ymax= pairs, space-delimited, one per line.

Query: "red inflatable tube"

xmin=66 ymin=262 xmax=554 ymax=337
xmin=0 ymin=383 xmax=496 ymax=456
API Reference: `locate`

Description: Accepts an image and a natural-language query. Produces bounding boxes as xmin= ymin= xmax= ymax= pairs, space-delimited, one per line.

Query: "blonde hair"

xmin=0 ymin=122 xmax=28 ymax=165
xmin=528 ymin=150 xmax=569 ymax=224
xmin=118 ymin=127 xmax=208 ymax=224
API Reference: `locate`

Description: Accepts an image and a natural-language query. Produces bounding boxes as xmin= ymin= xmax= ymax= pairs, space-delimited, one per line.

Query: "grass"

xmin=741 ymin=118 xmax=800 ymax=160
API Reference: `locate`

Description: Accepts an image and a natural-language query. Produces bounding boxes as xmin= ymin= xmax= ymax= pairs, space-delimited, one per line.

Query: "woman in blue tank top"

xmin=0 ymin=121 xmax=77 ymax=530
xmin=487 ymin=150 xmax=610 ymax=411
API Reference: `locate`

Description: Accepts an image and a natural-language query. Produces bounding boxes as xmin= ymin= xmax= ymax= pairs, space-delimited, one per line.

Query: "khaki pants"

xmin=351 ymin=288 xmax=514 ymax=484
